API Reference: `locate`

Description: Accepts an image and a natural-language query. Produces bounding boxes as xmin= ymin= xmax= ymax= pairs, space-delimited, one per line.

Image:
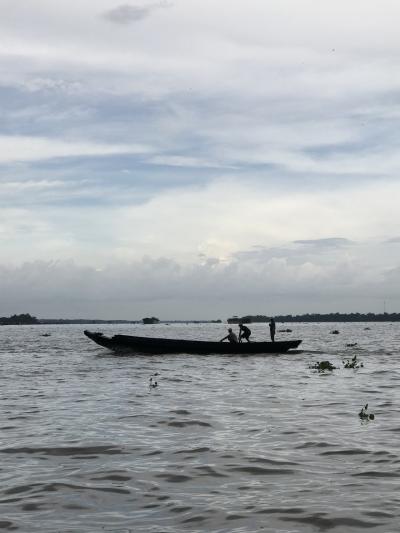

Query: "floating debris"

xmin=330 ymin=330 xmax=340 ymax=335
xmin=359 ymin=403 xmax=375 ymax=420
xmin=346 ymin=343 xmax=357 ymax=347
xmin=343 ymin=355 xmax=363 ymax=369
xmin=149 ymin=377 xmax=158 ymax=389
xmin=279 ymin=328 xmax=292 ymax=333
xmin=310 ymin=360 xmax=336 ymax=371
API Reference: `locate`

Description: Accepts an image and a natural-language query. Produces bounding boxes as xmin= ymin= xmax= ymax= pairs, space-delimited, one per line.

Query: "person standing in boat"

xmin=269 ymin=317 xmax=276 ymax=342
xmin=220 ymin=328 xmax=239 ymax=343
xmin=238 ymin=323 xmax=251 ymax=342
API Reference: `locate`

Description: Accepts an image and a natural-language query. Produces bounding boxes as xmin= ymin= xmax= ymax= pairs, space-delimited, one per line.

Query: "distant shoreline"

xmin=227 ymin=313 xmax=400 ymax=323
xmin=1 ymin=312 xmax=400 ymax=325
xmin=37 ymin=319 xmax=222 ymax=325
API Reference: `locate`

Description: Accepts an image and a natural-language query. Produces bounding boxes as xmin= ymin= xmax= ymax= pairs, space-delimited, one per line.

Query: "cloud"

xmin=1 ymin=0 xmax=400 ymax=317
xmin=148 ymin=155 xmax=234 ymax=169
xmin=1 ymin=251 xmax=399 ymax=319
xmin=0 ymin=135 xmax=151 ymax=163
xmin=2 ymin=177 xmax=400 ymax=267
xmin=232 ymin=241 xmax=352 ymax=265
xmin=293 ymin=238 xmax=353 ymax=248
xmin=103 ymin=2 xmax=171 ymax=25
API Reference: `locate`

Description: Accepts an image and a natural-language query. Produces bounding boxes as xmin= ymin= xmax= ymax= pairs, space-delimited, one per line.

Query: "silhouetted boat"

xmin=84 ymin=330 xmax=302 ymax=354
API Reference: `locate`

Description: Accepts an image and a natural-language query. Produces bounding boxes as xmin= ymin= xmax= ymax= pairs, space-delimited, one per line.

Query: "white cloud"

xmin=148 ymin=155 xmax=234 ymax=169
xmin=0 ymin=136 xmax=151 ymax=163
xmin=1 ymin=177 xmax=400 ymax=267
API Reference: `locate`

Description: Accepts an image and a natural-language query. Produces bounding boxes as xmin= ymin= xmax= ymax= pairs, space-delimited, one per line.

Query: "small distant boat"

xmin=84 ymin=330 xmax=302 ymax=355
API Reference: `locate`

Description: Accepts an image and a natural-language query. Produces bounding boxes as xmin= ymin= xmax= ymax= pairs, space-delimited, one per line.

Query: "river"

xmin=0 ymin=322 xmax=399 ymax=532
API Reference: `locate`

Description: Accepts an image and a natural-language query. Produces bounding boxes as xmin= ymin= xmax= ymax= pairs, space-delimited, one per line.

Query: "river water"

xmin=0 ymin=322 xmax=399 ymax=533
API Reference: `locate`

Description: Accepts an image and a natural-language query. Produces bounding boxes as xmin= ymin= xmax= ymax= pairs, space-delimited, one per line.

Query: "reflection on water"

xmin=0 ymin=322 xmax=399 ymax=532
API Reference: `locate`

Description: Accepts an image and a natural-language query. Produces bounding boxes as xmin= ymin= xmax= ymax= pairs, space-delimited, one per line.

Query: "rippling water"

xmin=1 ymin=322 xmax=400 ymax=532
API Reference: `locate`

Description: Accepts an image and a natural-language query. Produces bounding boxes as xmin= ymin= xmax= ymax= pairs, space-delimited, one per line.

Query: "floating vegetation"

xmin=330 ymin=330 xmax=340 ymax=334
xmin=343 ymin=355 xmax=363 ymax=369
xmin=359 ymin=403 xmax=375 ymax=420
xmin=149 ymin=374 xmax=159 ymax=389
xmin=310 ymin=360 xmax=337 ymax=371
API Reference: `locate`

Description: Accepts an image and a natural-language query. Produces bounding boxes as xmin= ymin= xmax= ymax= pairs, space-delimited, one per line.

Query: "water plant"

xmin=149 ymin=373 xmax=159 ymax=389
xmin=359 ymin=403 xmax=375 ymax=420
xmin=343 ymin=355 xmax=363 ymax=369
xmin=310 ymin=360 xmax=336 ymax=371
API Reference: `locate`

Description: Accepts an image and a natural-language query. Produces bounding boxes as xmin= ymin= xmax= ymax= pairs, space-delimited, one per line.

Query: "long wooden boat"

xmin=84 ymin=330 xmax=302 ymax=354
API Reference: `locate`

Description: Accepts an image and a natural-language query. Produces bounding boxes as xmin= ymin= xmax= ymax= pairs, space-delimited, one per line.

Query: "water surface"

xmin=1 ymin=322 xmax=399 ymax=532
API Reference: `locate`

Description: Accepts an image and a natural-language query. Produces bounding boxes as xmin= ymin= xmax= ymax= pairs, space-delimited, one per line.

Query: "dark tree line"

xmin=142 ymin=317 xmax=160 ymax=324
xmin=0 ymin=313 xmax=39 ymax=325
xmin=228 ymin=313 xmax=400 ymax=323
xmin=276 ymin=312 xmax=400 ymax=322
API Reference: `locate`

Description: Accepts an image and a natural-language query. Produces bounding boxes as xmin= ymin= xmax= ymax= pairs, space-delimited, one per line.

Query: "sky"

xmin=1 ymin=0 xmax=400 ymax=319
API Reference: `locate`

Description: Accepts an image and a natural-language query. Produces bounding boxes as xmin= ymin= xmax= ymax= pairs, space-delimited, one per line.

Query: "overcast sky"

xmin=1 ymin=0 xmax=400 ymax=319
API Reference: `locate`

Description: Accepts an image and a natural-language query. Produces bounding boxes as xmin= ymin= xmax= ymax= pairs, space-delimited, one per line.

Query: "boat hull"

xmin=84 ymin=330 xmax=302 ymax=354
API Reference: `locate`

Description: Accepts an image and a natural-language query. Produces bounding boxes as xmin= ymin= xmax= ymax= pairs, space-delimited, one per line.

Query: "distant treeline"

xmin=229 ymin=313 xmax=400 ymax=323
xmin=142 ymin=317 xmax=160 ymax=324
xmin=0 ymin=313 xmax=39 ymax=325
xmin=1 ymin=315 xmax=223 ymax=325
xmin=39 ymin=319 xmax=223 ymax=324
xmin=4 ymin=312 xmax=399 ymax=326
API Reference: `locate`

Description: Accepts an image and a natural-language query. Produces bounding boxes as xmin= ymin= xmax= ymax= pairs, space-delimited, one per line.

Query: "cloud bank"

xmin=1 ymin=249 xmax=399 ymax=319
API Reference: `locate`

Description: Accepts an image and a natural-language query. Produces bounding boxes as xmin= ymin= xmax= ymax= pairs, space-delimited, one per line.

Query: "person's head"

xmin=239 ymin=323 xmax=243 ymax=328
xmin=228 ymin=328 xmax=232 ymax=332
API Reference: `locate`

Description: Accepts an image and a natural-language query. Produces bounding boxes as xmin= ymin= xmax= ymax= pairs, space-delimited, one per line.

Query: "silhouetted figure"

xmin=220 ymin=328 xmax=239 ymax=343
xmin=238 ymin=323 xmax=251 ymax=342
xmin=269 ymin=318 xmax=276 ymax=342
